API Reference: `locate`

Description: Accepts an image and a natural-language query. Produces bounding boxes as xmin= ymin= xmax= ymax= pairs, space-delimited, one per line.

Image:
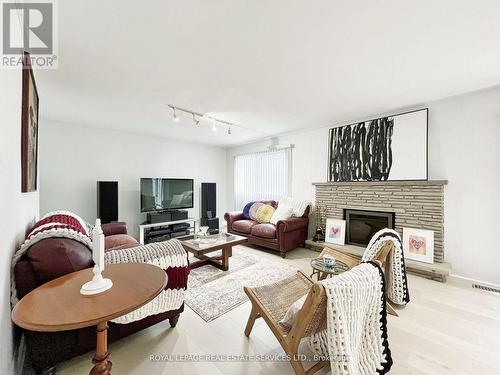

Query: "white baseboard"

xmin=448 ymin=273 xmax=500 ymax=291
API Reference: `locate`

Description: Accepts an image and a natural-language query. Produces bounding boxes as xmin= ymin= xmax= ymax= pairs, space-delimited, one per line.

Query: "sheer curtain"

xmin=234 ymin=148 xmax=291 ymax=210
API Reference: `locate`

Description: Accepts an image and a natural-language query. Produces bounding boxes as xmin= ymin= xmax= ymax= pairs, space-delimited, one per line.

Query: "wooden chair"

xmin=244 ymin=271 xmax=329 ymax=375
xmin=243 ymin=242 xmax=395 ymax=375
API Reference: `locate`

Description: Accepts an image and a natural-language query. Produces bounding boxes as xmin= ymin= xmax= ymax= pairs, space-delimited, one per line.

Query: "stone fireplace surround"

xmin=310 ymin=180 xmax=449 ymax=280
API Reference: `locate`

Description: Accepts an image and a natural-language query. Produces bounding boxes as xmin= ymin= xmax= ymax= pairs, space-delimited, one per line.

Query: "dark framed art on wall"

xmin=328 ymin=108 xmax=428 ymax=182
xmin=21 ymin=52 xmax=39 ymax=192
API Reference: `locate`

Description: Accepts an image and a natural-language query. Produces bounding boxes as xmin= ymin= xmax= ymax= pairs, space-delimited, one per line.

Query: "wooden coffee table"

xmin=181 ymin=233 xmax=247 ymax=271
xmin=11 ymin=263 xmax=167 ymax=375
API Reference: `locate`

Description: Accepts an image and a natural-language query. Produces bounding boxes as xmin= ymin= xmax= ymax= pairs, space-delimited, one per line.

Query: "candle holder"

xmin=80 ymin=219 xmax=113 ymax=295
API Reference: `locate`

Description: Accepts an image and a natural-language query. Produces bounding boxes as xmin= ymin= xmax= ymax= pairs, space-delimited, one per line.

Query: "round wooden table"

xmin=12 ymin=263 xmax=167 ymax=375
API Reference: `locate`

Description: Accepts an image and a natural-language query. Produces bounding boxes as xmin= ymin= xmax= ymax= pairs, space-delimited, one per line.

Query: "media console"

xmin=139 ymin=218 xmax=197 ymax=245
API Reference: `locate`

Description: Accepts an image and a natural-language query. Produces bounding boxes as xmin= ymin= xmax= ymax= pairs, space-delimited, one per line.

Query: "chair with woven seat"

xmin=244 ymin=271 xmax=328 ymax=375
xmin=243 ymin=241 xmax=394 ymax=375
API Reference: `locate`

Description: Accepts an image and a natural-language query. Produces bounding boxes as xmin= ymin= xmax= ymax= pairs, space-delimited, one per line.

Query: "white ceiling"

xmin=37 ymin=0 xmax=500 ymax=146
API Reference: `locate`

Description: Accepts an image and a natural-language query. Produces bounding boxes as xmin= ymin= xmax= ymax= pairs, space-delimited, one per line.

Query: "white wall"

xmin=227 ymin=86 xmax=500 ymax=285
xmin=40 ymin=122 xmax=227 ymax=238
xmin=0 ymin=69 xmax=40 ymax=373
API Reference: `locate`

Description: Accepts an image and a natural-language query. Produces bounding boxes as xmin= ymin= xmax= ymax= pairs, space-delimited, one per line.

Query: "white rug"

xmin=185 ymin=247 xmax=297 ymax=322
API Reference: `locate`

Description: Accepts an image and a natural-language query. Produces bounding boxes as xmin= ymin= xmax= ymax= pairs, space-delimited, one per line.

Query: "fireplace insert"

xmin=344 ymin=209 xmax=394 ymax=246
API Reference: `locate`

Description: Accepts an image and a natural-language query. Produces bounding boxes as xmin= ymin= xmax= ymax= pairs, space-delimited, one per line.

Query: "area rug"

xmin=185 ymin=247 xmax=298 ymax=322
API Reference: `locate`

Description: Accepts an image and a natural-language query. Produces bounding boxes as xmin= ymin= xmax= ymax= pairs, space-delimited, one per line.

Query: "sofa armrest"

xmin=102 ymin=221 xmax=127 ymax=236
xmin=277 ymin=217 xmax=309 ymax=233
xmin=224 ymin=211 xmax=245 ymax=229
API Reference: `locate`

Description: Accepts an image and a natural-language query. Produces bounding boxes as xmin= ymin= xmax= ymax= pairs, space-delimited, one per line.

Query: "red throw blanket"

xmin=11 ymin=211 xmax=93 ymax=305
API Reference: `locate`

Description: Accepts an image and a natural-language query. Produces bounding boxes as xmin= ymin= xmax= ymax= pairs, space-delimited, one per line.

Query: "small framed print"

xmin=325 ymin=218 xmax=346 ymax=245
xmin=403 ymin=227 xmax=434 ymax=264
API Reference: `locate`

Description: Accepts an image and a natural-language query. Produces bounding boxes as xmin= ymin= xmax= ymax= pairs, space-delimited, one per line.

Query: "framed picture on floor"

xmin=403 ymin=227 xmax=434 ymax=264
xmin=325 ymin=218 xmax=346 ymax=245
xmin=21 ymin=52 xmax=39 ymax=192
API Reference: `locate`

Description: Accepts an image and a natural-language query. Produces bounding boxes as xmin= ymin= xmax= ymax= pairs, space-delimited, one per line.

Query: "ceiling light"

xmin=172 ymin=108 xmax=180 ymax=122
xmin=192 ymin=113 xmax=200 ymax=126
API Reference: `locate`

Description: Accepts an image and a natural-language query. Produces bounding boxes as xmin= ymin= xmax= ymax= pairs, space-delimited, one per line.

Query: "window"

xmin=234 ymin=148 xmax=291 ymax=210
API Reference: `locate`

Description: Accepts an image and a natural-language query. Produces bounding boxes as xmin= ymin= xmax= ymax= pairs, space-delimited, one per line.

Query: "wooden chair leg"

xmin=288 ymin=349 xmax=306 ymax=375
xmin=387 ymin=302 xmax=399 ymax=317
xmin=244 ymin=306 xmax=260 ymax=337
xmin=306 ymin=360 xmax=328 ymax=375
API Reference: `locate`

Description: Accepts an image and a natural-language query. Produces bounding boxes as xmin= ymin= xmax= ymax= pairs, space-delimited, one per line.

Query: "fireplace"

xmin=344 ymin=209 xmax=394 ymax=246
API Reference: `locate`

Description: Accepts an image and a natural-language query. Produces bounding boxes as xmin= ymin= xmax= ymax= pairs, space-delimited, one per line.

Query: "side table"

xmin=12 ymin=263 xmax=167 ymax=375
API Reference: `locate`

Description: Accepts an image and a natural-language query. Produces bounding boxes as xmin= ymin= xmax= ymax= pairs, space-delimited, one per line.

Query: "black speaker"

xmin=201 ymin=183 xmax=216 ymax=218
xmin=97 ymin=181 xmax=118 ymax=224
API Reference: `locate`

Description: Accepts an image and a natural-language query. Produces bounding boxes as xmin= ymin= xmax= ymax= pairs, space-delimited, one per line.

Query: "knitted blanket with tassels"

xmin=361 ymin=228 xmax=410 ymax=306
xmin=105 ymin=239 xmax=189 ymax=324
xmin=308 ymin=262 xmax=392 ymax=375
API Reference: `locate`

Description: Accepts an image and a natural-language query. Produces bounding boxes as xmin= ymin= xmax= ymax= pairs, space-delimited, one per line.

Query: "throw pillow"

xmin=248 ymin=202 xmax=264 ymax=221
xmin=270 ymin=204 xmax=294 ymax=225
xmin=279 ymin=294 xmax=307 ymax=327
xmin=255 ymin=204 xmax=276 ymax=224
xmin=242 ymin=201 xmax=254 ymax=219
xmin=279 ymin=197 xmax=312 ymax=217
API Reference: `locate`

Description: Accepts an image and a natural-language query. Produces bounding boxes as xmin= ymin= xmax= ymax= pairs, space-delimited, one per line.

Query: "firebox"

xmin=344 ymin=209 xmax=394 ymax=246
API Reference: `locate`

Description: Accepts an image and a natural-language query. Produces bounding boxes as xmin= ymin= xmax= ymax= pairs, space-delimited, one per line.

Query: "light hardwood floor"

xmin=57 ymin=246 xmax=500 ymax=375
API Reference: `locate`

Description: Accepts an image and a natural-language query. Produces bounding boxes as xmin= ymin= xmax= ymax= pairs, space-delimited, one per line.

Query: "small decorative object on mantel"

xmin=325 ymin=218 xmax=346 ymax=245
xmin=403 ymin=227 xmax=434 ymax=264
xmin=80 ymin=219 xmax=113 ymax=295
xmin=312 ymin=205 xmax=324 ymax=242
xmin=328 ymin=108 xmax=428 ymax=182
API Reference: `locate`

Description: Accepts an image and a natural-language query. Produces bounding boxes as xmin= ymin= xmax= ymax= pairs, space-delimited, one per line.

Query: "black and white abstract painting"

xmin=328 ymin=109 xmax=428 ymax=181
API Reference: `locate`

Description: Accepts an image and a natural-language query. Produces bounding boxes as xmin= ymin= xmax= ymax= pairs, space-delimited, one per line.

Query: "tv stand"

xmin=139 ymin=217 xmax=196 ymax=245
xmin=146 ymin=209 xmax=188 ymax=224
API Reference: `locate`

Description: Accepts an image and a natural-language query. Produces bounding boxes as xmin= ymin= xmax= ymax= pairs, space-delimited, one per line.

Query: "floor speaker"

xmin=97 ymin=181 xmax=118 ymax=224
xmin=201 ymin=183 xmax=216 ymax=218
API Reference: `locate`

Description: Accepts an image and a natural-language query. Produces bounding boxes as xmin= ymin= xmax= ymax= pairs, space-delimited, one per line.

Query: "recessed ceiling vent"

xmin=472 ymin=284 xmax=500 ymax=295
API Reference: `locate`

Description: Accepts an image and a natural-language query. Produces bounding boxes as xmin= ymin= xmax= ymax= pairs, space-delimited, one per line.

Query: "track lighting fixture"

xmin=192 ymin=113 xmax=200 ymax=126
xmin=172 ymin=107 xmax=180 ymax=122
xmin=167 ymin=104 xmax=255 ymax=135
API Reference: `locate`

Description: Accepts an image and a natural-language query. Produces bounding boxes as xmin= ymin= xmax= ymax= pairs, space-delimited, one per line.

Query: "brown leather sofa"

xmin=14 ymin=222 xmax=189 ymax=374
xmin=224 ymin=200 xmax=310 ymax=258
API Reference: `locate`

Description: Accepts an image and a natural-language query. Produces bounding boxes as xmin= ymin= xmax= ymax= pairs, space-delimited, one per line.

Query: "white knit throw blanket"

xmin=308 ymin=263 xmax=392 ymax=375
xmin=361 ymin=228 xmax=410 ymax=306
xmin=105 ymin=240 xmax=188 ymax=324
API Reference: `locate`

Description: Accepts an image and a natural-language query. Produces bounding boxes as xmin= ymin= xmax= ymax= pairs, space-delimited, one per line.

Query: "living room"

xmin=2 ymin=1 xmax=500 ymax=375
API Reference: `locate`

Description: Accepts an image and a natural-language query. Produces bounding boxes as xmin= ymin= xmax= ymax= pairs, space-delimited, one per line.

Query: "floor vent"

xmin=472 ymin=284 xmax=500 ymax=295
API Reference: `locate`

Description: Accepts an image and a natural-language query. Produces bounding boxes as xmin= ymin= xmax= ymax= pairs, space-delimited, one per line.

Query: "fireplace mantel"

xmin=312 ymin=179 xmax=449 ymax=281
xmin=313 ymin=180 xmax=448 ymax=186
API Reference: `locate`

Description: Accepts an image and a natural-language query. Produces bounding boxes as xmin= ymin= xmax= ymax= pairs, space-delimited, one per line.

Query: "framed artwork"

xmin=325 ymin=218 xmax=346 ymax=245
xmin=328 ymin=108 xmax=428 ymax=182
xmin=403 ymin=227 xmax=434 ymax=264
xmin=21 ymin=52 xmax=39 ymax=192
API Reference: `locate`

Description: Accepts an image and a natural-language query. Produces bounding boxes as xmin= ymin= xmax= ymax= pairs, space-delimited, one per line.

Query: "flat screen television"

xmin=140 ymin=178 xmax=194 ymax=212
